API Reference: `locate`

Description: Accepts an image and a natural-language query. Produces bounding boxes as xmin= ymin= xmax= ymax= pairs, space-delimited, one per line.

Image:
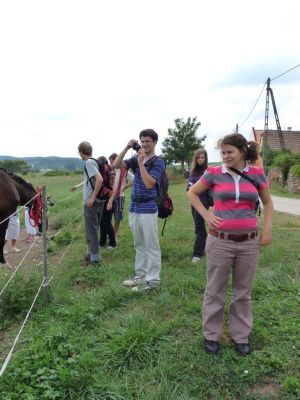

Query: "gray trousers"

xmin=203 ymin=233 xmax=260 ymax=343
xmin=84 ymin=201 xmax=104 ymax=262
xmin=128 ymin=212 xmax=161 ymax=283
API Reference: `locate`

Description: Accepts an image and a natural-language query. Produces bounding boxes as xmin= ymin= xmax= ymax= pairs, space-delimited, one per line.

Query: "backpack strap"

xmin=148 ymin=156 xmax=165 ymax=199
xmin=228 ymin=167 xmax=259 ymax=189
xmin=84 ymin=158 xmax=101 ymax=194
xmin=84 ymin=160 xmax=96 ymax=191
xmin=229 ymin=167 xmax=261 ymax=215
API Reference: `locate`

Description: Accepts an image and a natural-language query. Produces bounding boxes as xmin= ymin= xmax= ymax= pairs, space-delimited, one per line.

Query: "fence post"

xmin=42 ymin=186 xmax=49 ymax=305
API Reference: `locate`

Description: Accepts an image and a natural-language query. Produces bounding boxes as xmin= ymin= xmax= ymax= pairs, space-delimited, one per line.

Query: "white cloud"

xmin=0 ymin=0 xmax=299 ymax=161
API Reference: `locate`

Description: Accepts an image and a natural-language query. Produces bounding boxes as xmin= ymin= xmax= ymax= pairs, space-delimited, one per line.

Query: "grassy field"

xmin=270 ymin=183 xmax=300 ymax=199
xmin=0 ymin=173 xmax=299 ymax=400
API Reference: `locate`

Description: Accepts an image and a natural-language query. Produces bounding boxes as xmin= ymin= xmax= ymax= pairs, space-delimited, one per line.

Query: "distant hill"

xmin=0 ymin=156 xmax=84 ymax=171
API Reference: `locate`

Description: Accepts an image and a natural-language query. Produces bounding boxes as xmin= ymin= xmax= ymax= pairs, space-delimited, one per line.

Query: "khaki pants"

xmin=128 ymin=212 xmax=161 ymax=283
xmin=203 ymin=234 xmax=260 ymax=343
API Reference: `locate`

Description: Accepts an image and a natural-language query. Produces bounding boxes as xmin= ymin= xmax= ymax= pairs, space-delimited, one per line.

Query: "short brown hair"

xmin=109 ymin=153 xmax=118 ymax=161
xmin=139 ymin=129 xmax=158 ymax=142
xmin=78 ymin=141 xmax=92 ymax=156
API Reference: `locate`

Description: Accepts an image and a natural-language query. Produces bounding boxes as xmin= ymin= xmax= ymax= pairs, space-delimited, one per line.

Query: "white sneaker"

xmin=106 ymin=246 xmax=116 ymax=250
xmin=192 ymin=256 xmax=201 ymax=263
xmin=11 ymin=248 xmax=21 ymax=253
xmin=123 ymin=277 xmax=145 ymax=287
xmin=131 ymin=282 xmax=160 ymax=292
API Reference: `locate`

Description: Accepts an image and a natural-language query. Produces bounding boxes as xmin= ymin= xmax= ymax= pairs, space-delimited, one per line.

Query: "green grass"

xmin=0 ymin=174 xmax=299 ymax=399
xmin=270 ymin=182 xmax=300 ymax=199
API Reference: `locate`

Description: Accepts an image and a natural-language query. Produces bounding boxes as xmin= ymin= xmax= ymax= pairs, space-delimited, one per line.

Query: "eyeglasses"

xmin=141 ymin=139 xmax=154 ymax=144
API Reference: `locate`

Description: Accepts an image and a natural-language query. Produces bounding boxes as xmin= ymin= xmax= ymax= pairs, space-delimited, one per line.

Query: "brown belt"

xmin=209 ymin=229 xmax=258 ymax=242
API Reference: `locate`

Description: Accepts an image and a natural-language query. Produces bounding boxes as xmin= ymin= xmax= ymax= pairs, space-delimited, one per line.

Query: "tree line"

xmin=0 ymin=159 xmax=31 ymax=174
xmin=1 ymin=116 xmax=207 ymax=174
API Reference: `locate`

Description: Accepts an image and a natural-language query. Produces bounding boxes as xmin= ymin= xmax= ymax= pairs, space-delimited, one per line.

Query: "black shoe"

xmin=84 ymin=259 xmax=101 ymax=267
xmin=234 ymin=342 xmax=251 ymax=356
xmin=204 ymin=339 xmax=220 ymax=354
xmin=83 ymin=254 xmax=91 ymax=263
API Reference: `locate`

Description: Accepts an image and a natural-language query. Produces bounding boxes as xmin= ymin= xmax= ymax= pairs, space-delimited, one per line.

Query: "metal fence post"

xmin=42 ymin=186 xmax=49 ymax=305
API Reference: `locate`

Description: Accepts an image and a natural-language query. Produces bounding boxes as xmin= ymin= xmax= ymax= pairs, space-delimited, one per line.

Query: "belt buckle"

xmin=219 ymin=232 xmax=228 ymax=240
xmin=247 ymin=232 xmax=256 ymax=240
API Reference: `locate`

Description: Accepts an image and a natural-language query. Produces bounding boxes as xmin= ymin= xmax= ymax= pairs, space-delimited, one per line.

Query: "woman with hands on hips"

xmin=188 ymin=133 xmax=273 ymax=356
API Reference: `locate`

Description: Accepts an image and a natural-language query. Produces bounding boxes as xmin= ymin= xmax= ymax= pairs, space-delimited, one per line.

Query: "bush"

xmin=272 ymin=152 xmax=299 ymax=182
xmin=43 ymin=170 xmax=70 ymax=177
xmin=290 ymin=164 xmax=300 ymax=178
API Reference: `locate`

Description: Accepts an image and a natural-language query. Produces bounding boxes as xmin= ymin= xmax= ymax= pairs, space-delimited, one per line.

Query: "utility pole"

xmin=263 ymin=78 xmax=285 ymax=169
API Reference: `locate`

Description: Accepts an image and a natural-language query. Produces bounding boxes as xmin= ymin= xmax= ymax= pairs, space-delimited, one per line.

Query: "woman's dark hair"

xmin=190 ymin=148 xmax=208 ymax=176
xmin=218 ymin=133 xmax=258 ymax=163
xmin=139 ymin=129 xmax=158 ymax=142
xmin=97 ymin=156 xmax=108 ymax=165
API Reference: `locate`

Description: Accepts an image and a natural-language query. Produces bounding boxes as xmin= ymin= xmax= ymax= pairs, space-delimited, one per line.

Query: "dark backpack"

xmin=84 ymin=158 xmax=115 ymax=200
xmin=149 ymin=157 xmax=174 ymax=235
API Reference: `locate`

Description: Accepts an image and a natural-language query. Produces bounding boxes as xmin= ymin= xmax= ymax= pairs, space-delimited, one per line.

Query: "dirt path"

xmin=2 ymin=229 xmax=44 ymax=271
xmin=271 ymin=195 xmax=300 ymax=216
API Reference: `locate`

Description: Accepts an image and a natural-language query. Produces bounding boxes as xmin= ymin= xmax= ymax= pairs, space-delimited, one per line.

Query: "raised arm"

xmin=113 ymin=140 xmax=137 ymax=168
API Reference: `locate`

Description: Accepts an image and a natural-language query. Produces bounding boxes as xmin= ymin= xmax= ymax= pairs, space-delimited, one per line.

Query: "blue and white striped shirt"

xmin=125 ymin=156 xmax=165 ymax=214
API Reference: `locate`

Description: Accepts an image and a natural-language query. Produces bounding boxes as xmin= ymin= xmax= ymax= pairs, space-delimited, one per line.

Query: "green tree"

xmin=161 ymin=117 xmax=206 ymax=171
xmin=0 ymin=159 xmax=31 ymax=174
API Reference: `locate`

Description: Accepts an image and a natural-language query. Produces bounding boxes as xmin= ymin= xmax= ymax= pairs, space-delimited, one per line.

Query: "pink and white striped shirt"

xmin=200 ymin=164 xmax=269 ymax=232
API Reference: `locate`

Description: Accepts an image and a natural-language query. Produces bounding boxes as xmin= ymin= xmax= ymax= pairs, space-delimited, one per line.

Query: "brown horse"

xmin=0 ymin=170 xmax=37 ymax=264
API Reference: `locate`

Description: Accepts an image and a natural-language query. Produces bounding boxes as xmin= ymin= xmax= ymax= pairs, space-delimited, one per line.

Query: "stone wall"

xmin=268 ymin=167 xmax=282 ymax=184
xmin=268 ymin=167 xmax=300 ymax=192
xmin=287 ymin=172 xmax=300 ymax=192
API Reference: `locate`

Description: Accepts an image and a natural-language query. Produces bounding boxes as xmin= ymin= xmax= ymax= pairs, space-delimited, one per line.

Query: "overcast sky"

xmin=0 ymin=0 xmax=299 ymax=162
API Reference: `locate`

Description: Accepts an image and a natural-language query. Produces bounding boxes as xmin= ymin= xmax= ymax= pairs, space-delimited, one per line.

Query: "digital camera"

xmin=132 ymin=141 xmax=142 ymax=152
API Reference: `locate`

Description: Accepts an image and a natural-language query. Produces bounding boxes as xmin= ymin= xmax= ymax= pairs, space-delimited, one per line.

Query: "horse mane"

xmin=0 ymin=168 xmax=36 ymax=192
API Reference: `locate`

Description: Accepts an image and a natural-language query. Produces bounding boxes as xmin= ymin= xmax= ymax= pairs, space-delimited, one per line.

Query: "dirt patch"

xmin=248 ymin=382 xmax=281 ymax=398
xmin=2 ymin=229 xmax=44 ymax=270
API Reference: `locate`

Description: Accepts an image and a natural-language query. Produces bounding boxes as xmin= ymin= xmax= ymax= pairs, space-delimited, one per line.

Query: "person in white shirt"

xmin=4 ymin=212 xmax=21 ymax=253
xmin=109 ymin=153 xmax=133 ymax=237
xmin=24 ymin=206 xmax=36 ymax=243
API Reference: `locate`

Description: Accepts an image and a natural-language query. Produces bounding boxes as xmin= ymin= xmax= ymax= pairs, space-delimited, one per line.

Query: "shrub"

xmin=273 ymin=152 xmax=298 ymax=182
xmin=43 ymin=170 xmax=70 ymax=176
xmin=290 ymin=164 xmax=300 ymax=178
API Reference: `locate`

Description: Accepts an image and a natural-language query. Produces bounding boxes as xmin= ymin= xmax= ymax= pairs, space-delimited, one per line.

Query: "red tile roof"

xmin=251 ymin=128 xmax=300 ymax=153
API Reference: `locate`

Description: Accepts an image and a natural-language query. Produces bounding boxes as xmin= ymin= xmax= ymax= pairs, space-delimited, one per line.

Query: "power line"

xmin=271 ymin=63 xmax=300 ymax=81
xmin=239 ymin=63 xmax=300 ymax=129
xmin=239 ymin=82 xmax=266 ymax=128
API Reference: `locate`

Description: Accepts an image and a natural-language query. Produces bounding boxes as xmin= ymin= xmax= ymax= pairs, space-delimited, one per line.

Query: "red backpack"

xmin=84 ymin=158 xmax=115 ymax=200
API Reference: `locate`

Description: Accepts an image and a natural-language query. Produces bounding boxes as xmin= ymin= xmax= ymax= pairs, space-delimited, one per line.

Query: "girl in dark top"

xmin=187 ymin=148 xmax=210 ymax=262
